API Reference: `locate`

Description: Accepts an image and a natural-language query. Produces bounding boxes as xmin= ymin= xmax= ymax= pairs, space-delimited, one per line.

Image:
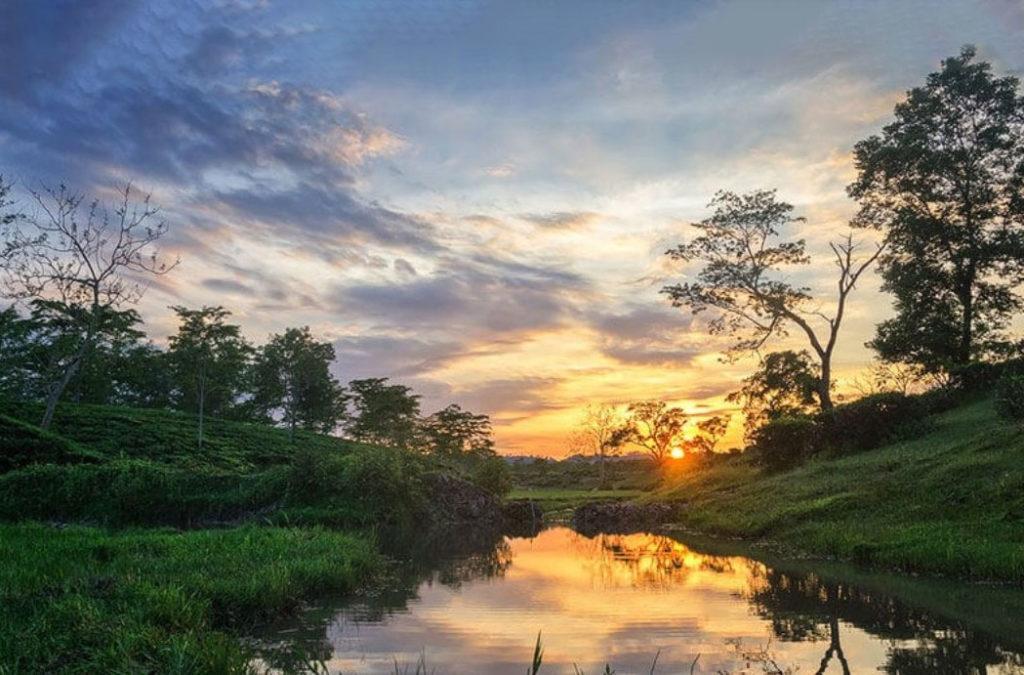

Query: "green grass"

xmin=0 ymin=523 xmax=377 ymax=674
xmin=508 ymin=488 xmax=644 ymax=513
xmin=654 ymin=397 xmax=1024 ymax=581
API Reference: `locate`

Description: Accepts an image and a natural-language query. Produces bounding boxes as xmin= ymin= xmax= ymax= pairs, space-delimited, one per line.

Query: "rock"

xmin=502 ymin=500 xmax=544 ymax=537
xmin=571 ymin=501 xmax=682 ymax=535
xmin=422 ymin=473 xmax=503 ymax=526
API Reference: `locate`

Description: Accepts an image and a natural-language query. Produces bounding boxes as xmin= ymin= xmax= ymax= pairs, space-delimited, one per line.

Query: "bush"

xmin=995 ymin=373 xmax=1024 ymax=425
xmin=819 ymin=392 xmax=930 ymax=454
xmin=471 ymin=455 xmax=512 ymax=497
xmin=752 ymin=416 xmax=819 ymax=472
xmin=0 ymin=414 xmax=101 ymax=473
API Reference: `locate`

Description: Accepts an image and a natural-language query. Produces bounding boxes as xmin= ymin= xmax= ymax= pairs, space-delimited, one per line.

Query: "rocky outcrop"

xmin=423 ymin=473 xmax=503 ymax=526
xmin=501 ymin=500 xmax=544 ymax=537
xmin=571 ymin=501 xmax=682 ymax=535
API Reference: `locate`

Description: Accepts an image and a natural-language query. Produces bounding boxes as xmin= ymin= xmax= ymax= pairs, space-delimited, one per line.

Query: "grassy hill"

xmin=655 ymin=396 xmax=1024 ymax=581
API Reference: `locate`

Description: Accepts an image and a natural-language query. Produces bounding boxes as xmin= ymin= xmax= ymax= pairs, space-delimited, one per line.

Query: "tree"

xmin=0 ymin=182 xmax=177 ymax=428
xmin=686 ymin=414 xmax=731 ymax=454
xmin=618 ymin=400 xmax=688 ymax=463
xmin=167 ymin=306 xmax=252 ymax=448
xmin=727 ymin=350 xmax=820 ymax=438
xmin=570 ymin=404 xmax=626 ymax=486
xmin=251 ymin=326 xmax=345 ymax=438
xmin=662 ymin=190 xmax=883 ymax=410
xmin=420 ymin=404 xmax=495 ymax=457
xmin=0 ymin=305 xmax=38 ymax=400
xmin=849 ymin=47 xmax=1024 ymax=372
xmin=344 ymin=378 xmax=421 ymax=449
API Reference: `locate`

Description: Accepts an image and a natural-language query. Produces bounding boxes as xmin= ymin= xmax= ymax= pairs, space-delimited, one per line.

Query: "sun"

xmin=670 ymin=446 xmax=685 ymax=460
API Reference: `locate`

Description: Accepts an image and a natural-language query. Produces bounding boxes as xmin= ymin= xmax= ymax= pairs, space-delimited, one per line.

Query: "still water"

xmin=258 ymin=527 xmax=1024 ymax=674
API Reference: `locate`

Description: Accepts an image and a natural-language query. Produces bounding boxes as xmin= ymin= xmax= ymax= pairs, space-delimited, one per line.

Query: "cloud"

xmin=448 ymin=377 xmax=562 ymax=416
xmin=200 ymin=277 xmax=257 ymax=297
xmin=519 ymin=211 xmax=601 ymax=230
xmin=589 ymin=304 xmax=702 ymax=366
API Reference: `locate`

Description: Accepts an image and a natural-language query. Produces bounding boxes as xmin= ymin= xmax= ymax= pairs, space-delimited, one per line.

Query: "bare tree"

xmin=662 ymin=190 xmax=884 ymax=411
xmin=0 ymin=182 xmax=177 ymax=428
xmin=572 ymin=404 xmax=626 ymax=487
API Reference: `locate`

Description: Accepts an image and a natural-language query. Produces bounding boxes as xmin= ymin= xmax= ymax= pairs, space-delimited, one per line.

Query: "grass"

xmin=508 ymin=488 xmax=645 ymax=514
xmin=653 ymin=396 xmax=1024 ymax=581
xmin=0 ymin=523 xmax=377 ymax=674
xmin=2 ymin=401 xmax=362 ymax=472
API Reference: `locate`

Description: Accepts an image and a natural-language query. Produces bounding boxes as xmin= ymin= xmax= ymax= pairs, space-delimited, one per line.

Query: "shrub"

xmin=751 ymin=416 xmax=819 ymax=472
xmin=995 ymin=373 xmax=1024 ymax=425
xmin=471 ymin=455 xmax=512 ymax=497
xmin=0 ymin=414 xmax=101 ymax=473
xmin=819 ymin=392 xmax=930 ymax=454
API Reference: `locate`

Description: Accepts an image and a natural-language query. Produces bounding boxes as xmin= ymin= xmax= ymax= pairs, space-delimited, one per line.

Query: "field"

xmin=654 ymin=397 xmax=1024 ymax=581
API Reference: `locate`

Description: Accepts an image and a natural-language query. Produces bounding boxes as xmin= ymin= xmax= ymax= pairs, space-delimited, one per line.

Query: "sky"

xmin=2 ymin=0 xmax=1023 ymax=455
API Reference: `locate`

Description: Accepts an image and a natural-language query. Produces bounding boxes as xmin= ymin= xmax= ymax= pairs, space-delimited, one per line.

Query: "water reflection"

xmin=256 ymin=527 xmax=1024 ymax=674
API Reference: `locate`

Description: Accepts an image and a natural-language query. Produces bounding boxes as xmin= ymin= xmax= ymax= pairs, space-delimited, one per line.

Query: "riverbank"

xmin=652 ymin=397 xmax=1024 ymax=582
xmin=0 ymin=523 xmax=377 ymax=672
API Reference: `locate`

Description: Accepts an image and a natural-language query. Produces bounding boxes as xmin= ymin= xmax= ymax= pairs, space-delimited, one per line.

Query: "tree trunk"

xmin=818 ymin=355 xmax=834 ymax=412
xmin=40 ymin=354 xmax=83 ymax=429
xmin=958 ymin=286 xmax=974 ymax=366
xmin=197 ymin=375 xmax=206 ymax=450
xmin=598 ymin=448 xmax=606 ymax=488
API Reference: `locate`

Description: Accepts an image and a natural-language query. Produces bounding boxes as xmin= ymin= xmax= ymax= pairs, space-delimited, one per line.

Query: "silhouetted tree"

xmin=419 ymin=404 xmax=494 ymax=457
xmin=618 ymin=400 xmax=687 ymax=463
xmin=251 ymin=326 xmax=345 ymax=438
xmin=849 ymin=46 xmax=1024 ymax=372
xmin=686 ymin=414 xmax=731 ymax=454
xmin=569 ymin=403 xmax=626 ymax=486
xmin=727 ymin=350 xmax=820 ymax=437
xmin=167 ymin=306 xmax=252 ymax=448
xmin=663 ymin=190 xmax=883 ymax=410
xmin=344 ymin=377 xmax=421 ymax=448
xmin=0 ymin=182 xmax=177 ymax=428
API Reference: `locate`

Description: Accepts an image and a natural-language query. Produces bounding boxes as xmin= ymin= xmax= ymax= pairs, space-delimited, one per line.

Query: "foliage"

xmin=849 ymin=46 xmax=1024 ymax=371
xmin=470 ymin=455 xmax=512 ymax=497
xmin=686 ymin=414 xmax=732 ymax=454
xmin=750 ymin=416 xmax=819 ymax=472
xmin=0 ymin=414 xmax=100 ymax=473
xmin=419 ymin=404 xmax=494 ymax=457
xmin=657 ymin=396 xmax=1024 ymax=581
xmin=344 ymin=377 xmax=421 ymax=449
xmin=995 ymin=373 xmax=1024 ymax=425
xmin=0 ymin=183 xmax=177 ymax=429
xmin=0 ymin=523 xmax=376 ymax=673
xmin=167 ymin=306 xmax=254 ymax=439
xmin=618 ymin=400 xmax=688 ymax=463
xmin=728 ymin=350 xmax=820 ymax=437
xmin=818 ymin=392 xmax=930 ymax=455
xmin=251 ymin=326 xmax=346 ymax=436
xmin=662 ymin=190 xmax=882 ymax=410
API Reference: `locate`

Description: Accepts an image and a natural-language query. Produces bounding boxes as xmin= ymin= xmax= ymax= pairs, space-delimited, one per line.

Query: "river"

xmin=254 ymin=526 xmax=1024 ymax=674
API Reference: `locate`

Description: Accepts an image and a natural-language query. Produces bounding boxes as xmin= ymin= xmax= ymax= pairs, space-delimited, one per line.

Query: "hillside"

xmin=655 ymin=397 xmax=1024 ymax=581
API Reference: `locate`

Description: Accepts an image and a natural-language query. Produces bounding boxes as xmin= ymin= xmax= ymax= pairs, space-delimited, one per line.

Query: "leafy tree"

xmin=419 ymin=404 xmax=494 ymax=457
xmin=727 ymin=350 xmax=820 ymax=438
xmin=686 ymin=414 xmax=731 ymax=454
xmin=167 ymin=306 xmax=252 ymax=448
xmin=618 ymin=400 xmax=688 ymax=463
xmin=0 ymin=305 xmax=38 ymax=400
xmin=344 ymin=378 xmax=421 ymax=449
xmin=849 ymin=46 xmax=1024 ymax=372
xmin=251 ymin=326 xmax=345 ymax=438
xmin=0 ymin=182 xmax=177 ymax=428
xmin=662 ymin=190 xmax=883 ymax=410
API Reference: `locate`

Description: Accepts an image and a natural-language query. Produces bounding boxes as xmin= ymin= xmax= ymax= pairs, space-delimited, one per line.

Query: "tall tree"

xmin=619 ymin=400 xmax=688 ymax=463
xmin=167 ymin=306 xmax=252 ymax=448
xmin=0 ymin=182 xmax=177 ymax=428
xmin=662 ymin=190 xmax=883 ymax=410
xmin=251 ymin=326 xmax=345 ymax=438
xmin=419 ymin=404 xmax=495 ymax=457
xmin=570 ymin=404 xmax=626 ymax=486
xmin=686 ymin=414 xmax=732 ymax=454
xmin=344 ymin=378 xmax=421 ymax=448
xmin=0 ymin=305 xmax=38 ymax=400
xmin=727 ymin=350 xmax=820 ymax=438
xmin=850 ymin=47 xmax=1024 ymax=371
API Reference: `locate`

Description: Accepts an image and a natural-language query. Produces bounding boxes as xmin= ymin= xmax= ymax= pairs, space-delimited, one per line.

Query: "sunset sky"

xmin=3 ymin=1 xmax=1023 ymax=455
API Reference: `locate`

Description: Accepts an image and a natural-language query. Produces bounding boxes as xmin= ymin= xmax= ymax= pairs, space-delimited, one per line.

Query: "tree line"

xmin=0 ymin=183 xmax=495 ymax=459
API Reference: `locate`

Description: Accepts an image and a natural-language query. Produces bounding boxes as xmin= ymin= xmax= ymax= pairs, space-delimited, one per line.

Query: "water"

xmin=256 ymin=527 xmax=1024 ymax=674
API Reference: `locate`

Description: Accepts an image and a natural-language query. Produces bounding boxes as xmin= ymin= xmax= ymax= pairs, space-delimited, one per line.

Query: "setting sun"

xmin=670 ymin=447 xmax=685 ymax=460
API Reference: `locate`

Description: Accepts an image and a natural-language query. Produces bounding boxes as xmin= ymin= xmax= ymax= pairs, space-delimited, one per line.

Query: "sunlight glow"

xmin=670 ymin=447 xmax=685 ymax=460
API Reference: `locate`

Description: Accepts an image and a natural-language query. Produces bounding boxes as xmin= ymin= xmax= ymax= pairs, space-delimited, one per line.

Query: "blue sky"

xmin=3 ymin=0 xmax=1023 ymax=453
